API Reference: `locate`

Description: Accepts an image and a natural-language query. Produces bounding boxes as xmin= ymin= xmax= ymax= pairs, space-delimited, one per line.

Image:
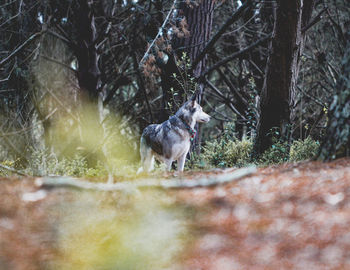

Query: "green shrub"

xmin=202 ymin=138 xmax=253 ymax=168
xmin=258 ymin=141 xmax=290 ymax=165
xmin=258 ymin=137 xmax=319 ymax=165
xmin=225 ymin=139 xmax=253 ymax=167
xmin=289 ymin=137 xmax=319 ymax=161
xmin=184 ymin=153 xmax=208 ymax=170
xmin=0 ymin=159 xmax=19 ymax=176
xmin=26 ymin=148 xmax=106 ymax=177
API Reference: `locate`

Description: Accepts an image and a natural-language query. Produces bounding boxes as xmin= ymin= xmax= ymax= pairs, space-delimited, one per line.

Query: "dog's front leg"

xmin=164 ymin=159 xmax=173 ymax=172
xmin=177 ymin=154 xmax=187 ymax=172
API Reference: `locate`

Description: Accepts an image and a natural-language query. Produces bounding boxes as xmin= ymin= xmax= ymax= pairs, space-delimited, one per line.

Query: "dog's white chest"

xmin=171 ymin=140 xmax=191 ymax=159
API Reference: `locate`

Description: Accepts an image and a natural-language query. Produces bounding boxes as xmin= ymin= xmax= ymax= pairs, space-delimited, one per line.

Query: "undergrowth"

xmin=25 ymin=149 xmax=107 ymax=177
xmin=0 ymin=130 xmax=320 ymax=177
xmin=195 ymin=123 xmax=320 ymax=169
xmin=289 ymin=137 xmax=320 ymax=162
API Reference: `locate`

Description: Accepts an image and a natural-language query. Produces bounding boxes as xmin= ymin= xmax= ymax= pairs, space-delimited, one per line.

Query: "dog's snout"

xmin=199 ymin=112 xmax=210 ymax=123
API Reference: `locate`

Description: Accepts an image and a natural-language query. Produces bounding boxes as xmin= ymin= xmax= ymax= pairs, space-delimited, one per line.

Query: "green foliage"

xmin=259 ymin=137 xmax=320 ymax=165
xmin=173 ymin=52 xmax=197 ymax=96
xmin=201 ymin=123 xmax=253 ymax=168
xmin=168 ymin=52 xmax=197 ymax=113
xmin=184 ymin=152 xmax=208 ymax=170
xmin=199 ymin=122 xmax=320 ymax=168
xmin=290 ymin=137 xmax=320 ymax=162
xmin=258 ymin=141 xmax=290 ymax=165
xmin=26 ymin=148 xmax=106 ymax=177
xmin=1 ymin=134 xmax=320 ymax=176
xmin=224 ymin=139 xmax=253 ymax=167
xmin=0 ymin=159 xmax=20 ymax=177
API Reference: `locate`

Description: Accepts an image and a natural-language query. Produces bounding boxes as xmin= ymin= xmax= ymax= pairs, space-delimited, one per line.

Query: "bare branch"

xmin=40 ymin=55 xmax=76 ymax=73
xmin=47 ymin=30 xmax=71 ymax=45
xmin=0 ymin=31 xmax=43 ymax=68
xmin=36 ymin=166 xmax=257 ymax=191
xmin=0 ymin=0 xmax=23 ymax=27
xmin=201 ymin=33 xmax=272 ymax=78
xmin=192 ymin=0 xmax=254 ymax=69
xmin=0 ymin=108 xmax=57 ymax=137
xmin=302 ymin=7 xmax=328 ymax=33
xmin=139 ymin=0 xmax=178 ymax=68
xmin=0 ymin=60 xmax=16 ymax=82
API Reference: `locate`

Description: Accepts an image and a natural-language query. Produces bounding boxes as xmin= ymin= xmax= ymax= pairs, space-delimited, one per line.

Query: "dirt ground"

xmin=1 ymin=159 xmax=350 ymax=270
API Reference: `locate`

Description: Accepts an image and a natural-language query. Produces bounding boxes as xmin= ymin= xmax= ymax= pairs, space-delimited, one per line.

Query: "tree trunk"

xmin=160 ymin=0 xmax=214 ymax=110
xmin=72 ymin=0 xmax=105 ymax=167
xmin=253 ymin=0 xmax=314 ymax=157
xmin=75 ymin=0 xmax=101 ymax=102
xmin=176 ymin=1 xmax=214 ymax=79
xmin=174 ymin=0 xmax=215 ymax=153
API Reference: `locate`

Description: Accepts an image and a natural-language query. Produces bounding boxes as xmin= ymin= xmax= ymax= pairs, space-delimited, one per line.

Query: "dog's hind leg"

xmin=163 ymin=159 xmax=173 ymax=172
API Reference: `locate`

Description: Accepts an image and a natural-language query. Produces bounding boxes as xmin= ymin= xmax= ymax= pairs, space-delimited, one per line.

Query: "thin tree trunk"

xmin=175 ymin=0 xmax=215 ymax=153
xmin=161 ymin=0 xmax=215 ymax=112
xmin=253 ymin=0 xmax=314 ymax=157
xmin=72 ymin=0 xmax=107 ymax=169
xmin=75 ymin=0 xmax=101 ymax=102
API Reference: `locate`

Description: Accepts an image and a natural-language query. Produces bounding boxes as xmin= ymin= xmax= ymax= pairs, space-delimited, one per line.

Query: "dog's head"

xmin=178 ymin=94 xmax=211 ymax=124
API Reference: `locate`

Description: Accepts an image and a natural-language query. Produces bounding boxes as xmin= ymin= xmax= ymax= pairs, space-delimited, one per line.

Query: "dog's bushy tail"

xmin=137 ymin=136 xmax=146 ymax=174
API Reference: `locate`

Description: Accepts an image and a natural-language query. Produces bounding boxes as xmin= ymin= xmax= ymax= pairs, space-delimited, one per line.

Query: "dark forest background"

xmin=0 ymin=0 xmax=349 ymax=176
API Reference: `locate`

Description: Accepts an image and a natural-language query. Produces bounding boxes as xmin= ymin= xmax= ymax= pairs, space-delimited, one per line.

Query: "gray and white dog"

xmin=138 ymin=95 xmax=210 ymax=173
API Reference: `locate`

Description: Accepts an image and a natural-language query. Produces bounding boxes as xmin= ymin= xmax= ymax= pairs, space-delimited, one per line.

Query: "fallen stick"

xmin=35 ymin=166 xmax=257 ymax=191
xmin=0 ymin=164 xmax=28 ymax=176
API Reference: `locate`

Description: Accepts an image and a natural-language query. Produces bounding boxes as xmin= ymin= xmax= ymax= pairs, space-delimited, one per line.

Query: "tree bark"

xmin=174 ymin=0 xmax=215 ymax=85
xmin=161 ymin=0 xmax=215 ymax=111
xmin=71 ymin=0 xmax=107 ymax=168
xmin=253 ymin=0 xmax=315 ymax=157
xmin=74 ymin=0 xmax=101 ymax=102
xmin=174 ymin=0 xmax=215 ymax=153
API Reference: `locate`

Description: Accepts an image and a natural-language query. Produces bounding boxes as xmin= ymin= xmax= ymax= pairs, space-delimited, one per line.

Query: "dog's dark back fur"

xmin=142 ymin=116 xmax=187 ymax=158
xmin=142 ymin=124 xmax=163 ymax=156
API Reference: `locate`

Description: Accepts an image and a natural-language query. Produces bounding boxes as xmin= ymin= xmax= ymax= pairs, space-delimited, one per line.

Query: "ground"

xmin=1 ymin=159 xmax=350 ymax=269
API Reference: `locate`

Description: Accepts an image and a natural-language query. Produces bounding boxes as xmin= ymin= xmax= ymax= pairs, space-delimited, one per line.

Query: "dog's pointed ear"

xmin=189 ymin=92 xmax=197 ymax=106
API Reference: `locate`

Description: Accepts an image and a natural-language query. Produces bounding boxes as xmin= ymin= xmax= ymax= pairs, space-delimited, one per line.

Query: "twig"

xmin=40 ymin=55 xmax=76 ymax=73
xmin=0 ymin=31 xmax=43 ymax=68
xmin=36 ymin=166 xmax=257 ymax=191
xmin=201 ymin=33 xmax=272 ymax=78
xmin=302 ymin=7 xmax=327 ymax=33
xmin=47 ymin=30 xmax=71 ymax=45
xmin=103 ymin=75 xmax=131 ymax=106
xmin=44 ymin=87 xmax=80 ymax=122
xmin=0 ymin=60 xmax=16 ymax=82
xmin=0 ymin=0 xmax=23 ymax=27
xmin=0 ymin=131 xmax=28 ymax=163
xmin=192 ymin=0 xmax=254 ymax=69
xmin=132 ymin=51 xmax=154 ymax=122
xmin=325 ymin=8 xmax=346 ymax=46
xmin=297 ymin=86 xmax=324 ymax=107
xmin=0 ymin=108 xmax=57 ymax=137
xmin=139 ymin=0 xmax=178 ymax=68
xmin=0 ymin=164 xmax=28 ymax=177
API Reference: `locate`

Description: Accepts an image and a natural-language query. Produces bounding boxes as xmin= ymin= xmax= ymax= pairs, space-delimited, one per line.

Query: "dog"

xmin=138 ymin=95 xmax=210 ymax=173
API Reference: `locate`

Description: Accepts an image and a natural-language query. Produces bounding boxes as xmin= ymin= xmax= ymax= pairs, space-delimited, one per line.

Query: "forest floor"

xmin=1 ymin=159 xmax=350 ymax=270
